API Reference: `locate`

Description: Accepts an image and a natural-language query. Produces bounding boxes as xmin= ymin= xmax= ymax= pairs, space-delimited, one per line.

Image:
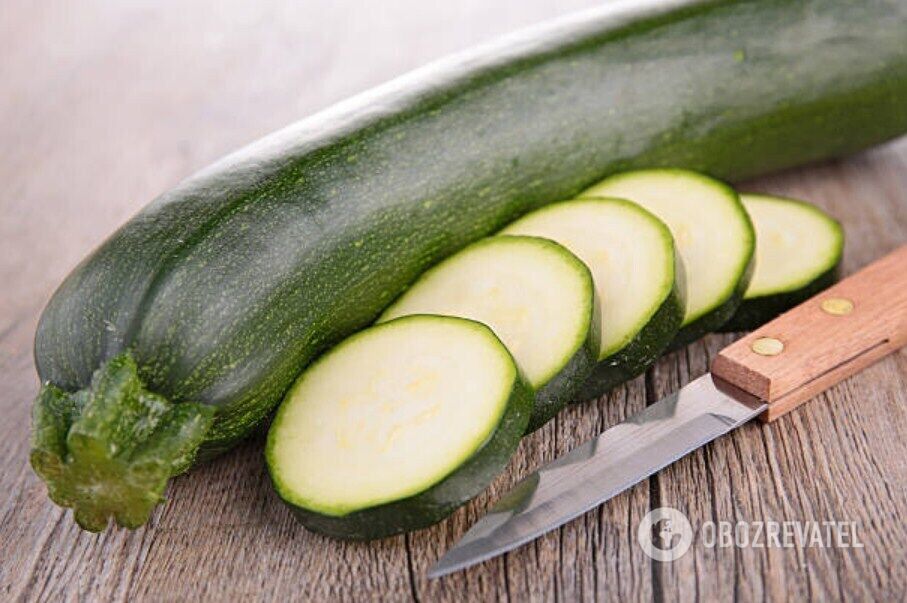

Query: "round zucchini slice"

xmin=721 ymin=193 xmax=843 ymax=331
xmin=380 ymin=235 xmax=598 ymax=431
xmin=583 ymin=169 xmax=755 ymax=346
xmin=266 ymin=315 xmax=533 ymax=540
xmin=501 ymin=198 xmax=683 ymax=400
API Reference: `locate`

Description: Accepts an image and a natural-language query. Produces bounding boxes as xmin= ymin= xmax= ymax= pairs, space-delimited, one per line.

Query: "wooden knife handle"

xmin=711 ymin=244 xmax=907 ymax=422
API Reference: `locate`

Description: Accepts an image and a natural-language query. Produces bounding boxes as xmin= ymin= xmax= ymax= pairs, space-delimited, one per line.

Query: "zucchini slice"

xmin=266 ymin=315 xmax=533 ymax=539
xmin=501 ymin=198 xmax=683 ymax=399
xmin=380 ymin=236 xmax=598 ymax=431
xmin=721 ymin=193 xmax=843 ymax=331
xmin=583 ymin=169 xmax=754 ymax=346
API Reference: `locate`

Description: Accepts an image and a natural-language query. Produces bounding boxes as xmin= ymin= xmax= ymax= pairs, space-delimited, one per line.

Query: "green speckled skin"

xmin=35 ymin=0 xmax=907 ymax=465
xmin=271 ymin=361 xmax=535 ymax=541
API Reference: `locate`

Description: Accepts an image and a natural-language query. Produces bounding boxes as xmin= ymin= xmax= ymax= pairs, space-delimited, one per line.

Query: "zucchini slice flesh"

xmin=721 ymin=193 xmax=843 ymax=331
xmin=502 ymin=199 xmax=676 ymax=361
xmin=741 ymin=194 xmax=843 ymax=297
xmin=501 ymin=198 xmax=683 ymax=397
xmin=380 ymin=236 xmax=598 ymax=430
xmin=583 ymin=169 xmax=754 ymax=345
xmin=266 ymin=315 xmax=533 ymax=538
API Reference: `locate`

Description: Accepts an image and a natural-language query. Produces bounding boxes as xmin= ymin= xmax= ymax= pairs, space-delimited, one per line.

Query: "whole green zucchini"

xmin=31 ymin=0 xmax=907 ymax=531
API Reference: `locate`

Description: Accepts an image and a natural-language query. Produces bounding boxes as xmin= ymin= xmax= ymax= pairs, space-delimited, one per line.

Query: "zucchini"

xmin=379 ymin=236 xmax=598 ymax=431
xmin=501 ymin=198 xmax=683 ymax=399
xmin=31 ymin=0 xmax=907 ymax=530
xmin=583 ymin=169 xmax=755 ymax=346
xmin=266 ymin=315 xmax=533 ymax=539
xmin=721 ymin=193 xmax=843 ymax=331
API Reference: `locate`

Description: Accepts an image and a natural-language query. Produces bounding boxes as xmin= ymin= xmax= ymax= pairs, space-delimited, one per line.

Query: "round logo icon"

xmin=637 ymin=507 xmax=693 ymax=561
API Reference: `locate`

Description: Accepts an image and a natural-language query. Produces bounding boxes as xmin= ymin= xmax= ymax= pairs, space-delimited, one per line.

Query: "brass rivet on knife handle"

xmin=751 ymin=337 xmax=784 ymax=356
xmin=711 ymin=244 xmax=907 ymax=423
xmin=820 ymin=297 xmax=854 ymax=316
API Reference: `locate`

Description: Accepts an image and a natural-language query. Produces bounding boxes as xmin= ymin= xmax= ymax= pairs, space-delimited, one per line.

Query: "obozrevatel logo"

xmin=637 ymin=507 xmax=693 ymax=561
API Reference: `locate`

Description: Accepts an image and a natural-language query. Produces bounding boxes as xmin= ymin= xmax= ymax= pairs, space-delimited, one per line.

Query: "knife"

xmin=429 ymin=244 xmax=907 ymax=578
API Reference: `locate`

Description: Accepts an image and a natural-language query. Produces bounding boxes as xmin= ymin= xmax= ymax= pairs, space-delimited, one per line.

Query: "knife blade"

xmin=429 ymin=244 xmax=907 ymax=578
xmin=427 ymin=375 xmax=764 ymax=578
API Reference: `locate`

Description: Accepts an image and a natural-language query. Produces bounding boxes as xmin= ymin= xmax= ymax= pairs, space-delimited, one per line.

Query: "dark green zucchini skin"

xmin=32 ymin=0 xmax=907 ymax=528
xmin=577 ymin=285 xmax=684 ymax=401
xmin=278 ymin=374 xmax=535 ymax=540
xmin=528 ymin=331 xmax=598 ymax=432
xmin=719 ymin=265 xmax=840 ymax=332
xmin=669 ymin=250 xmax=756 ymax=349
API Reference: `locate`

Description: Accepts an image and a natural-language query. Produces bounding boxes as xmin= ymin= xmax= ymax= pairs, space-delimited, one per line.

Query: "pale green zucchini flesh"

xmin=501 ymin=198 xmax=683 ymax=399
xmin=721 ymin=193 xmax=843 ymax=331
xmin=266 ymin=315 xmax=533 ymax=539
xmin=583 ymin=169 xmax=755 ymax=346
xmin=380 ymin=236 xmax=598 ymax=431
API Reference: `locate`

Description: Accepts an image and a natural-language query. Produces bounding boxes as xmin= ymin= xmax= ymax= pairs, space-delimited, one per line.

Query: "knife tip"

xmin=425 ymin=565 xmax=450 ymax=580
xmin=426 ymin=553 xmax=469 ymax=579
xmin=426 ymin=539 xmax=492 ymax=579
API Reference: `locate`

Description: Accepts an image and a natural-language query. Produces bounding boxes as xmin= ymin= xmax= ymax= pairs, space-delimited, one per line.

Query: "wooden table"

xmin=2 ymin=1 xmax=905 ymax=600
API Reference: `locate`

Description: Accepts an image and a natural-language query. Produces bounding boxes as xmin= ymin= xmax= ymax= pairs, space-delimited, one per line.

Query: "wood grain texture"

xmin=713 ymin=244 xmax=907 ymax=421
xmin=0 ymin=1 xmax=905 ymax=601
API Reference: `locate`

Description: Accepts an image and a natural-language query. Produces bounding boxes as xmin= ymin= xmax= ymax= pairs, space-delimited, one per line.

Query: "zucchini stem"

xmin=30 ymin=353 xmax=215 ymax=531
